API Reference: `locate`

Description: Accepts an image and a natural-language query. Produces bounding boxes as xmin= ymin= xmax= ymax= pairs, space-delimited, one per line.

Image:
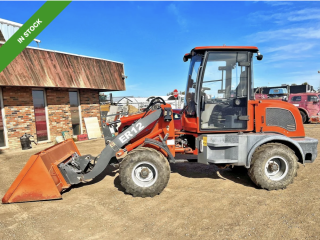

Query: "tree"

xmin=302 ymin=82 xmax=309 ymax=85
xmin=291 ymin=83 xmax=297 ymax=86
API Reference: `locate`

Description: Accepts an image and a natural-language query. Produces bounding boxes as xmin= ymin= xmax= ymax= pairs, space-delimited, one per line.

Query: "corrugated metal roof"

xmin=0 ymin=18 xmax=40 ymax=43
xmin=0 ymin=43 xmax=126 ymax=91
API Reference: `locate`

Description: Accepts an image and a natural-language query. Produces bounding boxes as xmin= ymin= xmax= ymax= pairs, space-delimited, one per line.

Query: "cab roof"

xmin=183 ymin=46 xmax=259 ymax=62
xmin=193 ymin=46 xmax=259 ymax=52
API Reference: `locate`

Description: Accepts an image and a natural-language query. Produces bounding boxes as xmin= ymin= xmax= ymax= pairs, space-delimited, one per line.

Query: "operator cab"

xmin=183 ymin=46 xmax=262 ymax=131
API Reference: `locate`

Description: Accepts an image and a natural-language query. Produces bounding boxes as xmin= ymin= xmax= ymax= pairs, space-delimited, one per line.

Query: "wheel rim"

xmin=131 ymin=161 xmax=158 ymax=187
xmin=264 ymin=156 xmax=289 ymax=181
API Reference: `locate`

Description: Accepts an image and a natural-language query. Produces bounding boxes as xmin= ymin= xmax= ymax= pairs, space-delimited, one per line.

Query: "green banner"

xmin=0 ymin=1 xmax=71 ymax=73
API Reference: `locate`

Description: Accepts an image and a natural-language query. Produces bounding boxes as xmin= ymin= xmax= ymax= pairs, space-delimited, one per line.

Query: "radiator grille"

xmin=266 ymin=108 xmax=296 ymax=131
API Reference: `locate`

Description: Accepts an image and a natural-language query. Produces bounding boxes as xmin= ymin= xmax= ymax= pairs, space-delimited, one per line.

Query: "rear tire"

xmin=119 ymin=147 xmax=170 ymax=197
xmin=299 ymin=110 xmax=308 ymax=123
xmin=248 ymin=143 xmax=298 ymax=190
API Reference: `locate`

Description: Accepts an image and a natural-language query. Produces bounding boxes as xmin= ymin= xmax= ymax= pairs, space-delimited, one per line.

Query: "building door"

xmin=32 ymin=90 xmax=49 ymax=142
xmin=0 ymin=88 xmax=7 ymax=147
xmin=69 ymin=91 xmax=81 ymax=135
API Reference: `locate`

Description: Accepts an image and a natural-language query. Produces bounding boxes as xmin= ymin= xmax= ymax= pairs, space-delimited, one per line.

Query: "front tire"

xmin=119 ymin=147 xmax=170 ymax=197
xmin=248 ymin=143 xmax=298 ymax=190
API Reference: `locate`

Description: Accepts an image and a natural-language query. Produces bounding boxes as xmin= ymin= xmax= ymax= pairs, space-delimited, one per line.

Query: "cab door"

xmin=198 ymin=51 xmax=252 ymax=131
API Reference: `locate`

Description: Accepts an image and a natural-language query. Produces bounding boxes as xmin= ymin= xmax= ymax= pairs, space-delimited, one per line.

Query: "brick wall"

xmin=1 ymin=87 xmax=102 ymax=149
xmin=46 ymin=89 xmax=72 ymax=142
xmin=2 ymin=87 xmax=36 ymax=148
xmin=79 ymin=89 xmax=101 ymax=134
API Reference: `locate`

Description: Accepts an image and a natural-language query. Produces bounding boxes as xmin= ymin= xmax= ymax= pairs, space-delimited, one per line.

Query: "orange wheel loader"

xmin=3 ymin=46 xmax=318 ymax=203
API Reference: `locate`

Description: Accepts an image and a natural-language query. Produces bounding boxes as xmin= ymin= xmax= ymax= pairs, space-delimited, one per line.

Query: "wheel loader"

xmin=2 ymin=46 xmax=318 ymax=203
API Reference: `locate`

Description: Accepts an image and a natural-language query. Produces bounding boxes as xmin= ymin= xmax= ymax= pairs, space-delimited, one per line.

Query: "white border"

xmin=0 ymin=87 xmax=8 ymax=148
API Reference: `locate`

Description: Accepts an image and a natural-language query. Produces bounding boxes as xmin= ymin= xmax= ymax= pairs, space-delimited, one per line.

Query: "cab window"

xmin=200 ymin=51 xmax=252 ymax=130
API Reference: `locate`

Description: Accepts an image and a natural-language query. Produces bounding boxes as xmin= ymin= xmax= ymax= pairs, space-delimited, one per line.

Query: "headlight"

xmin=235 ymin=99 xmax=241 ymax=106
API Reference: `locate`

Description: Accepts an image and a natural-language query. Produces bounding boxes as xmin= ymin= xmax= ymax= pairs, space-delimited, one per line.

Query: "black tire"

xmin=248 ymin=143 xmax=298 ymax=190
xmin=299 ymin=110 xmax=308 ymax=124
xmin=119 ymin=147 xmax=170 ymax=197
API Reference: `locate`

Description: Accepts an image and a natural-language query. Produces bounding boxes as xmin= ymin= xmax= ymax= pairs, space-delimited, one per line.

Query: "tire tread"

xmin=119 ymin=147 xmax=170 ymax=197
xmin=248 ymin=143 xmax=298 ymax=190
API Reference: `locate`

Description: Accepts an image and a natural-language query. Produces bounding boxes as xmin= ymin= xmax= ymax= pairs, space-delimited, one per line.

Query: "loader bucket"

xmin=2 ymin=139 xmax=80 ymax=203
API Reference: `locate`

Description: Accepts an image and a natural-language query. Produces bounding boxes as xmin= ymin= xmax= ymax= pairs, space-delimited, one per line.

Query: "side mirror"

xmin=256 ymin=55 xmax=263 ymax=60
xmin=314 ymin=99 xmax=319 ymax=103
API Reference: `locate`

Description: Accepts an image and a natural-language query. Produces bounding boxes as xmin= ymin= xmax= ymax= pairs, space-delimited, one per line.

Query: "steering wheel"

xmin=148 ymin=97 xmax=166 ymax=106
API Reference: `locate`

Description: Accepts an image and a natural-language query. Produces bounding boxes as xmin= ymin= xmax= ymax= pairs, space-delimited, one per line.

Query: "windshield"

xmin=184 ymin=55 xmax=202 ymax=107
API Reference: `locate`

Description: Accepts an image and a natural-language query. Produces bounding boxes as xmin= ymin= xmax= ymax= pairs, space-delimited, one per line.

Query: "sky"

xmin=1 ymin=1 xmax=320 ymax=97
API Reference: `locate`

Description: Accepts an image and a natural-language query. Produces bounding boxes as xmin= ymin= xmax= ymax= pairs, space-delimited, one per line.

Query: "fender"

xmin=144 ymin=138 xmax=175 ymax=163
xmin=246 ymin=135 xmax=305 ymax=168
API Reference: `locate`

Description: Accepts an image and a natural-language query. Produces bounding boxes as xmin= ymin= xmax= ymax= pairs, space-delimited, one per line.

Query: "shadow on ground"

xmin=170 ymin=162 xmax=257 ymax=189
xmin=65 ymin=161 xmax=257 ymax=196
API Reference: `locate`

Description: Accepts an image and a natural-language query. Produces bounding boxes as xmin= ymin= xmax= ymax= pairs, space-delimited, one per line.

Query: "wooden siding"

xmin=0 ymin=44 xmax=126 ymax=91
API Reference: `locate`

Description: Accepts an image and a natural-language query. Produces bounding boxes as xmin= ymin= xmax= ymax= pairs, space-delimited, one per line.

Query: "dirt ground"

xmin=1 ymin=125 xmax=320 ymax=240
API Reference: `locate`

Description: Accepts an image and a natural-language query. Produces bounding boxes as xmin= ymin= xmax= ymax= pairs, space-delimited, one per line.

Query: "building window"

xmin=0 ymin=88 xmax=6 ymax=147
xmin=291 ymin=96 xmax=301 ymax=102
xmin=32 ymin=90 xmax=49 ymax=142
xmin=69 ymin=91 xmax=81 ymax=135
